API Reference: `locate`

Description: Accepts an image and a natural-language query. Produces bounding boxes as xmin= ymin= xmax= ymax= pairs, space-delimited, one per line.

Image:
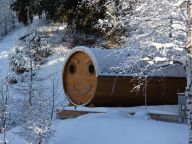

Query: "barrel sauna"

xmin=62 ymin=46 xmax=186 ymax=106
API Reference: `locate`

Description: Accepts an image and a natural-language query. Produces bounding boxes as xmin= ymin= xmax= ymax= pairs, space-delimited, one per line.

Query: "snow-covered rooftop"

xmin=64 ymin=46 xmax=186 ymax=77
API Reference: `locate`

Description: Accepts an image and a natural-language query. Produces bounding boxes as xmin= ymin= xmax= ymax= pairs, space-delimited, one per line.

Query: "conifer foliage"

xmin=10 ymin=0 xmax=137 ymax=43
xmin=11 ymin=0 xmax=43 ymax=25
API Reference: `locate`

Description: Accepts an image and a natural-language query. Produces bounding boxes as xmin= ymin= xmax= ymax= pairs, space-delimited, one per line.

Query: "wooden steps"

xmin=56 ymin=110 xmax=93 ymax=119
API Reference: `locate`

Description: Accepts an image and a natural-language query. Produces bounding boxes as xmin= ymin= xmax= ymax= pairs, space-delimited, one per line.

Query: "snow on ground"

xmin=63 ymin=105 xmax=179 ymax=115
xmin=53 ymin=110 xmax=188 ymax=144
xmin=0 ymin=110 xmax=188 ymax=144
xmin=0 ymin=26 xmax=25 ymax=78
xmin=0 ymin=127 xmax=26 ymax=144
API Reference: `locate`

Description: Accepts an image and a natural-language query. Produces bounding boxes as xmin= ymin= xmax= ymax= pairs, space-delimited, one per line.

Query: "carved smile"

xmin=72 ymin=83 xmax=92 ymax=96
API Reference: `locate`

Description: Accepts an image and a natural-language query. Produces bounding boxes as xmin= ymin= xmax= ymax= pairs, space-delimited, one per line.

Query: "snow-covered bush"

xmin=9 ymin=31 xmax=52 ymax=74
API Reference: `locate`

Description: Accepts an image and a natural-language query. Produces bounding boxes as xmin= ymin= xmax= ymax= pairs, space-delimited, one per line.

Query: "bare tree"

xmin=17 ymin=85 xmax=54 ymax=144
xmin=0 ymin=78 xmax=10 ymax=144
xmin=185 ymin=1 xmax=192 ymax=143
xmin=111 ymin=0 xmax=192 ymax=143
xmin=50 ymin=73 xmax=57 ymax=121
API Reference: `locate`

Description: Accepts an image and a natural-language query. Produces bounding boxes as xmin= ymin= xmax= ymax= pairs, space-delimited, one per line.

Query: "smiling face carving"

xmin=63 ymin=51 xmax=97 ymax=105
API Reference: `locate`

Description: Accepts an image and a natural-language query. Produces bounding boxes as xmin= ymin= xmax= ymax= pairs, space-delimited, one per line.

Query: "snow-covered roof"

xmin=63 ymin=46 xmax=186 ymax=77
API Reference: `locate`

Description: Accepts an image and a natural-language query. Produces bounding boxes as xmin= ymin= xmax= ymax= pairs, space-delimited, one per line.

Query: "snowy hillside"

xmin=0 ymin=19 xmax=68 ymax=104
xmin=0 ymin=18 xmax=189 ymax=144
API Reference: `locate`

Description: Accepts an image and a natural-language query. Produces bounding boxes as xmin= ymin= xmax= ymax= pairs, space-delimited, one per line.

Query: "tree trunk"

xmin=186 ymin=57 xmax=192 ymax=144
xmin=187 ymin=0 xmax=192 ymax=53
xmin=2 ymin=78 xmax=9 ymax=144
xmin=186 ymin=1 xmax=192 ymax=143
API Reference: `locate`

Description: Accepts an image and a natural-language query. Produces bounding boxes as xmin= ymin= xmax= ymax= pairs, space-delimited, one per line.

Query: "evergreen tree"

xmin=11 ymin=0 xmax=33 ymax=25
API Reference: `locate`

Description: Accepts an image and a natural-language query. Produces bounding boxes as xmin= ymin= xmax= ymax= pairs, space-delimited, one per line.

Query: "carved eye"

xmin=69 ymin=64 xmax=76 ymax=74
xmin=88 ymin=64 xmax=95 ymax=74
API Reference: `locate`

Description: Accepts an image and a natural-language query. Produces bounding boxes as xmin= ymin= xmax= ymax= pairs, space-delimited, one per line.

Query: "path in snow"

xmin=0 ymin=21 xmax=40 ymax=78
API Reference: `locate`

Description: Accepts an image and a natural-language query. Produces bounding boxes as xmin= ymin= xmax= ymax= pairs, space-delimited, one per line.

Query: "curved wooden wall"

xmin=63 ymin=51 xmax=97 ymax=105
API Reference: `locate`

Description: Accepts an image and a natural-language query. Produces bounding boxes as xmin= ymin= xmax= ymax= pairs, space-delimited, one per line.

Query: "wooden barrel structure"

xmin=62 ymin=46 xmax=186 ymax=107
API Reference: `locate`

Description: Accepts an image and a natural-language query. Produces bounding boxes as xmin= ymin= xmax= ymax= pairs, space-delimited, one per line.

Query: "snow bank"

xmin=0 ymin=109 xmax=188 ymax=144
xmin=63 ymin=105 xmax=179 ymax=115
xmin=53 ymin=111 xmax=188 ymax=144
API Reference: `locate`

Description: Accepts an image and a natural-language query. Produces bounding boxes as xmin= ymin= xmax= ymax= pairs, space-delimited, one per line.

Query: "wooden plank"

xmin=56 ymin=110 xmax=90 ymax=119
xmin=149 ymin=113 xmax=178 ymax=122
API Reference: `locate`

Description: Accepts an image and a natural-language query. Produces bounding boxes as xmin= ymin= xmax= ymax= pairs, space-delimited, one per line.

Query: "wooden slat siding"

xmin=94 ymin=77 xmax=143 ymax=106
xmin=63 ymin=52 xmax=98 ymax=105
xmin=93 ymin=76 xmax=186 ymax=107
xmin=146 ymin=77 xmax=186 ymax=105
